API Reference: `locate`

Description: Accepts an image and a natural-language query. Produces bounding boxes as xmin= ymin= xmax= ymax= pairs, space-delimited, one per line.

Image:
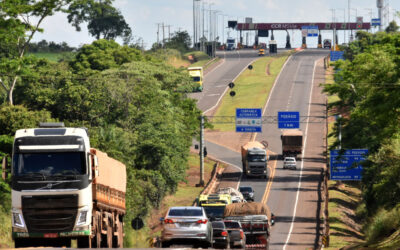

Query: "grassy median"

xmin=212 ymin=53 xmax=290 ymax=131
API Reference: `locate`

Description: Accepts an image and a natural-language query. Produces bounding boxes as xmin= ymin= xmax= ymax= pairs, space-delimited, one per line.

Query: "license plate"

xmin=44 ymin=233 xmax=58 ymax=238
xmin=179 ymin=222 xmax=192 ymax=227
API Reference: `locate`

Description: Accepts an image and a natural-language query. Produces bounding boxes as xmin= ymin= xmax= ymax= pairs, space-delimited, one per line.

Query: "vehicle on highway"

xmin=211 ymin=221 xmax=230 ymax=249
xmin=224 ymin=202 xmax=275 ymax=249
xmin=160 ymin=206 xmax=213 ymax=248
xmin=283 ymin=156 xmax=297 ymax=169
xmin=226 ymin=37 xmax=236 ymax=50
xmin=281 ymin=129 xmax=303 ymax=158
xmin=323 ymin=39 xmax=332 ymax=49
xmin=198 ymin=194 xmax=232 ymax=220
xmin=224 ymin=220 xmax=246 ymax=248
xmin=239 ymin=186 xmax=255 ymax=202
xmin=4 ymin=122 xmax=126 ymax=248
xmin=188 ymin=66 xmax=203 ymax=91
xmin=217 ymin=187 xmax=245 ymax=203
xmin=241 ymin=141 xmax=269 ymax=178
xmin=258 ymin=48 xmax=265 ymax=56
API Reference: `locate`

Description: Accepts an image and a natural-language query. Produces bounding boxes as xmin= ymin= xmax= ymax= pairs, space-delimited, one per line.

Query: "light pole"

xmin=336 ymin=8 xmax=345 ymax=44
xmin=330 ymin=9 xmax=336 ymax=50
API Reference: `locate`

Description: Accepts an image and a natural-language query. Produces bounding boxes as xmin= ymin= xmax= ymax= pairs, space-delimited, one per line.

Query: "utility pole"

xmin=156 ymin=23 xmax=162 ymax=46
xmin=166 ymin=25 xmax=172 ymax=42
xmin=162 ymin=22 xmax=165 ymax=47
xmin=199 ymin=116 xmax=205 ymax=186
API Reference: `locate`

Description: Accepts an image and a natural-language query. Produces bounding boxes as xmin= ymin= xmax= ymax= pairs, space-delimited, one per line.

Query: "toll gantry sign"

xmin=278 ymin=111 xmax=300 ymax=129
xmin=236 ymin=108 xmax=262 ymax=133
xmin=330 ymin=149 xmax=368 ymax=181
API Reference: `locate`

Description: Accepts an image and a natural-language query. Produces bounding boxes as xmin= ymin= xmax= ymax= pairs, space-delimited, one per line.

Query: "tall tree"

xmin=0 ymin=0 xmax=72 ymax=106
xmin=67 ymin=0 xmax=132 ymax=40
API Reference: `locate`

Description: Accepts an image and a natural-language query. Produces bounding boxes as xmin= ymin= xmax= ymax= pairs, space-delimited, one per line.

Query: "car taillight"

xmin=164 ymin=219 xmax=174 ymax=224
xmin=196 ymin=219 xmax=208 ymax=224
xmin=221 ymin=231 xmax=228 ymax=237
xmin=240 ymin=230 xmax=244 ymax=239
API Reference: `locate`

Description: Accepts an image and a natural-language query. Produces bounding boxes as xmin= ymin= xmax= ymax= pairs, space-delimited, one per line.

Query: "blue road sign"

xmin=330 ymin=149 xmax=368 ymax=181
xmin=302 ymin=26 xmax=318 ymax=37
xmin=278 ymin=111 xmax=300 ymax=129
xmin=236 ymin=108 xmax=262 ymax=133
xmin=371 ymin=18 xmax=381 ymax=26
xmin=330 ymin=51 xmax=344 ymax=61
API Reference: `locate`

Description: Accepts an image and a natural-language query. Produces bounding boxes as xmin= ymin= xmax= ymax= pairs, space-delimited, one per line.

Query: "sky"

xmin=32 ymin=0 xmax=400 ymax=49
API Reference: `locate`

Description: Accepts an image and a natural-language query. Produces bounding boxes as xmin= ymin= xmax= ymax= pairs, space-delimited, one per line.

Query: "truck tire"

xmin=77 ymin=236 xmax=91 ymax=248
xmin=113 ymin=216 xmax=124 ymax=248
xmin=14 ymin=238 xmax=28 ymax=248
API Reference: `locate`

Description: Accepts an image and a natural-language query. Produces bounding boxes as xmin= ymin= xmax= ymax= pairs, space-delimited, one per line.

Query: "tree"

xmin=385 ymin=21 xmax=399 ymax=33
xmin=0 ymin=0 xmax=72 ymax=106
xmin=164 ymin=31 xmax=192 ymax=53
xmin=67 ymin=0 xmax=132 ymax=40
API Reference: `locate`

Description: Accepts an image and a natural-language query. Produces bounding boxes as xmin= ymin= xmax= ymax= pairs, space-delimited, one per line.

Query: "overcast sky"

xmin=32 ymin=0 xmax=400 ymax=49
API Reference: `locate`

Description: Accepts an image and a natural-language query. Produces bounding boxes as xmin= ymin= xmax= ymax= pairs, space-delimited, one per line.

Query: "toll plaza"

xmin=234 ymin=22 xmax=371 ymax=50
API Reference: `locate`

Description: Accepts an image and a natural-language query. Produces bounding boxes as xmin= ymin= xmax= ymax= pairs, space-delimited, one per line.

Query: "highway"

xmin=192 ymin=49 xmax=329 ymax=249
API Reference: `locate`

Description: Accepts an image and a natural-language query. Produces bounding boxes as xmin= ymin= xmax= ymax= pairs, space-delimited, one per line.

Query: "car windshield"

xmin=13 ymin=152 xmax=86 ymax=177
xmin=248 ymin=154 xmax=266 ymax=162
xmin=203 ymin=206 xmax=225 ymax=218
xmin=285 ymin=158 xmax=296 ymax=162
xmin=168 ymin=208 xmax=203 ymax=217
xmin=239 ymin=187 xmax=252 ymax=192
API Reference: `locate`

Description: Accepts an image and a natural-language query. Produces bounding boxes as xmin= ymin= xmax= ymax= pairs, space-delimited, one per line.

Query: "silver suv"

xmin=283 ymin=156 xmax=297 ymax=169
xmin=160 ymin=206 xmax=213 ymax=248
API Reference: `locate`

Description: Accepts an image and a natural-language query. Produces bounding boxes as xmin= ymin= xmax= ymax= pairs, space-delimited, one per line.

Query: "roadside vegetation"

xmin=0 ymin=1 xmax=205 ymax=247
xmin=212 ymin=53 xmax=290 ymax=131
xmin=324 ymin=22 xmax=400 ymax=248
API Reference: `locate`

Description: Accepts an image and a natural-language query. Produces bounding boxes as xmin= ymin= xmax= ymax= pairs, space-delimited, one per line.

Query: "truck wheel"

xmin=77 ymin=236 xmax=91 ymax=248
xmin=106 ymin=222 xmax=113 ymax=248
xmin=113 ymin=217 xmax=124 ymax=248
xmin=14 ymin=238 xmax=28 ymax=248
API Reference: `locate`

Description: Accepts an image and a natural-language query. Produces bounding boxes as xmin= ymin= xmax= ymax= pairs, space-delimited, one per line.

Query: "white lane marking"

xmin=283 ymin=60 xmax=317 ymax=250
xmin=286 ymin=61 xmax=302 ymax=111
xmin=203 ymin=57 xmax=258 ymax=115
xmin=207 ymin=94 xmax=220 ymax=97
xmin=215 ymin=85 xmax=227 ymax=88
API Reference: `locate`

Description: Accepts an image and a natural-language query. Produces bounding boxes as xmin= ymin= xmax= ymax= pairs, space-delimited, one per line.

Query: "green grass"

xmin=326 ymin=181 xmax=363 ymax=249
xmin=0 ymin=209 xmax=12 ymax=248
xmin=28 ymin=52 xmax=75 ymax=62
xmin=212 ymin=53 xmax=290 ymax=131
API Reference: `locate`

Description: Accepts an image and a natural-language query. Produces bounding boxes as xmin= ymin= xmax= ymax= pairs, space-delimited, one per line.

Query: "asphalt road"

xmin=193 ymin=49 xmax=329 ymax=249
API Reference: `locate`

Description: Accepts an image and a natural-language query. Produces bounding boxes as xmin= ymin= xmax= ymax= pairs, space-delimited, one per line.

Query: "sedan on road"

xmin=212 ymin=221 xmax=230 ymax=249
xmin=239 ymin=186 xmax=255 ymax=202
xmin=283 ymin=156 xmax=297 ymax=169
xmin=160 ymin=206 xmax=213 ymax=248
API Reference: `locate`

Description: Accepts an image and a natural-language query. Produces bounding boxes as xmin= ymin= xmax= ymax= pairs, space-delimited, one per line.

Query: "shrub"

xmin=366 ymin=206 xmax=400 ymax=243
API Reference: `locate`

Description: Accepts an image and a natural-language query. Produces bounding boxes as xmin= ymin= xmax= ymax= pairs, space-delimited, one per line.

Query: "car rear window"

xmin=168 ymin=208 xmax=203 ymax=217
xmin=239 ymin=187 xmax=252 ymax=192
xmin=224 ymin=221 xmax=240 ymax=228
xmin=212 ymin=221 xmax=225 ymax=228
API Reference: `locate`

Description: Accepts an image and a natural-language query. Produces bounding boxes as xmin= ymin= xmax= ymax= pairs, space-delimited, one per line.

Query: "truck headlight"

xmin=12 ymin=212 xmax=25 ymax=228
xmin=247 ymin=170 xmax=251 ymax=174
xmin=76 ymin=210 xmax=88 ymax=226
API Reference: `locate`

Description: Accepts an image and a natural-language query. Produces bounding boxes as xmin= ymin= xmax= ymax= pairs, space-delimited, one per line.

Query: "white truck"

xmin=226 ymin=37 xmax=236 ymax=50
xmin=241 ymin=141 xmax=269 ymax=178
xmin=2 ymin=123 xmax=126 ymax=248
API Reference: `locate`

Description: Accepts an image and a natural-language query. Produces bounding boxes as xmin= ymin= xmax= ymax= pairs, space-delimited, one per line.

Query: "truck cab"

xmin=188 ymin=66 xmax=203 ymax=91
xmin=226 ymin=38 xmax=236 ymax=50
xmin=241 ymin=141 xmax=269 ymax=178
xmin=198 ymin=194 xmax=232 ymax=220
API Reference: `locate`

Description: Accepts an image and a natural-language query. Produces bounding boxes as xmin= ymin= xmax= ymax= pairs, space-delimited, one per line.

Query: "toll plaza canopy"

xmin=237 ymin=22 xmax=371 ymax=30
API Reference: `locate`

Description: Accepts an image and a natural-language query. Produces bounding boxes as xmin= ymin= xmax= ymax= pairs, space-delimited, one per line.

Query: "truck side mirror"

xmin=271 ymin=213 xmax=276 ymax=226
xmin=93 ymin=155 xmax=99 ymax=177
xmin=2 ymin=157 xmax=8 ymax=180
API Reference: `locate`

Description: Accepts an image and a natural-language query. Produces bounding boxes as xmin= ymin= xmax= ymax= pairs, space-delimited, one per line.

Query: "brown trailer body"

xmin=281 ymin=129 xmax=303 ymax=156
xmin=91 ymin=148 xmax=126 ymax=212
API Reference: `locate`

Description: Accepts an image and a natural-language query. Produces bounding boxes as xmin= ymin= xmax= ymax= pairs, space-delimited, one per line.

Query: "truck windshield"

xmin=192 ymin=76 xmax=201 ymax=82
xmin=203 ymin=206 xmax=225 ymax=218
xmin=227 ymin=39 xmax=235 ymax=43
xmin=248 ymin=154 xmax=266 ymax=162
xmin=13 ymin=152 xmax=86 ymax=177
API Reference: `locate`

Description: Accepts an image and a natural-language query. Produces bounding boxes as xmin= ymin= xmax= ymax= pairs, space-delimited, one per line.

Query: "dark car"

xmin=212 ymin=221 xmax=230 ymax=249
xmin=224 ymin=220 xmax=246 ymax=248
xmin=239 ymin=186 xmax=254 ymax=202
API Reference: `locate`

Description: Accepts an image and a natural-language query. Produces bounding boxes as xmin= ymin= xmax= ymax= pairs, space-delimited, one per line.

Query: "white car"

xmin=160 ymin=206 xmax=213 ymax=248
xmin=283 ymin=157 xmax=297 ymax=169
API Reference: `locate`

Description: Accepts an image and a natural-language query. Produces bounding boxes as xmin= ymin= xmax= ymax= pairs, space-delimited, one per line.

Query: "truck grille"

xmin=249 ymin=166 xmax=265 ymax=174
xmin=22 ymin=195 xmax=78 ymax=233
